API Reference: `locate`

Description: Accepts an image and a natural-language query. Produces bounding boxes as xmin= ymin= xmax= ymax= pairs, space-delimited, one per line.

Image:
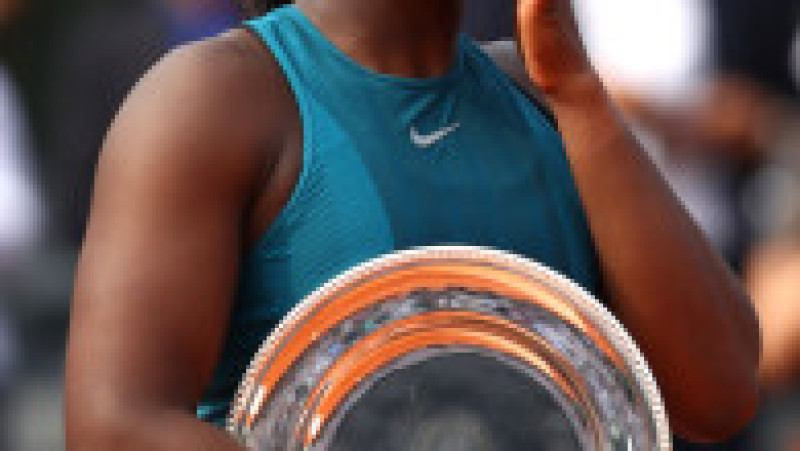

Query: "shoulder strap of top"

xmin=241 ymin=7 xmax=314 ymax=110
xmin=480 ymin=39 xmax=558 ymax=128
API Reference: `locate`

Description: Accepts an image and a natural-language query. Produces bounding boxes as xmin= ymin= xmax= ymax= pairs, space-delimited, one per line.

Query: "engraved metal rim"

xmin=227 ymin=245 xmax=672 ymax=450
xmin=231 ymin=253 xmax=632 ymax=432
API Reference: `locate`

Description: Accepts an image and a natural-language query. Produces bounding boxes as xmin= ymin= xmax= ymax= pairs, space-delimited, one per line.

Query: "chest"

xmin=236 ymin=97 xmax=598 ymax=320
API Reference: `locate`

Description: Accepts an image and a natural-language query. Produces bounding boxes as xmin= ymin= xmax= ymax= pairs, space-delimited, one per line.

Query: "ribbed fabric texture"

xmin=197 ymin=5 xmax=601 ymax=424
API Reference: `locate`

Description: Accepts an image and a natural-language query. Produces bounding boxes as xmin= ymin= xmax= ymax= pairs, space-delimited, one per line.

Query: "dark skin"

xmin=66 ymin=0 xmax=761 ymax=449
xmin=66 ymin=32 xmax=294 ymax=451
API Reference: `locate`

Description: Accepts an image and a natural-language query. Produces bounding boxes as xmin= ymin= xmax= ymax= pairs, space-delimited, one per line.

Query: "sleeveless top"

xmin=197 ymin=5 xmax=601 ymax=424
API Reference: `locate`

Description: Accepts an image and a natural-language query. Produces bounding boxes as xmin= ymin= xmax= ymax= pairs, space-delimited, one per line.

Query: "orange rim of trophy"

xmin=231 ymin=257 xmax=626 ymax=435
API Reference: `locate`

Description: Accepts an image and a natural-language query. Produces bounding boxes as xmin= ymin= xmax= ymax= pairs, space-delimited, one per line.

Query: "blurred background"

xmin=0 ymin=0 xmax=798 ymax=449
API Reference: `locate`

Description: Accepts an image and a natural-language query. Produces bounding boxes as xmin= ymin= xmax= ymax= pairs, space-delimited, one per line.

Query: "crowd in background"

xmin=0 ymin=0 xmax=798 ymax=449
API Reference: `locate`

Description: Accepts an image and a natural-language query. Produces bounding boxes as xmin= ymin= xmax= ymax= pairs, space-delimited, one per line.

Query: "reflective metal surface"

xmin=228 ymin=246 xmax=671 ymax=450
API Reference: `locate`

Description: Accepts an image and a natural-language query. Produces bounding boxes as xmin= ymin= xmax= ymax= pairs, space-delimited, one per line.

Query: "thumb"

xmin=516 ymin=0 xmax=592 ymax=94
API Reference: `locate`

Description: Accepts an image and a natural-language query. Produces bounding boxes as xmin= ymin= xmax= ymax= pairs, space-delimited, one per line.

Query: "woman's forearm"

xmin=551 ymin=83 xmax=761 ymax=442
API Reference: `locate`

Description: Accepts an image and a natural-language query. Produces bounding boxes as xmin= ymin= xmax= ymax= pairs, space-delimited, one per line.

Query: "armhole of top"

xmin=239 ymin=21 xmax=315 ymax=249
xmin=479 ymin=39 xmax=559 ymax=130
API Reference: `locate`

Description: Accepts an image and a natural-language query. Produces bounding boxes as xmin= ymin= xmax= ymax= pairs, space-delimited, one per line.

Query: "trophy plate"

xmin=228 ymin=246 xmax=671 ymax=450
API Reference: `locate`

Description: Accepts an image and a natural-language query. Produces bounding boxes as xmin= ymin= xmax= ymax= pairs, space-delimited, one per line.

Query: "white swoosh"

xmin=410 ymin=122 xmax=461 ymax=148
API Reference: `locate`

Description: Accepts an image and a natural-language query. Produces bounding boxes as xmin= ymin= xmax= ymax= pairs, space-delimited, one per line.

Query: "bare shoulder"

xmin=129 ymin=27 xmax=291 ymax=123
xmin=102 ymin=28 xmax=297 ymax=189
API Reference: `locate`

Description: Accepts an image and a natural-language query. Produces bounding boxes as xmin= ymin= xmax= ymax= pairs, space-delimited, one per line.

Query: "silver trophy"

xmin=228 ymin=246 xmax=671 ymax=450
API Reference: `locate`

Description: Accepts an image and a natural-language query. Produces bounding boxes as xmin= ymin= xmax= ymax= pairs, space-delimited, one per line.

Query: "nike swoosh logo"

xmin=410 ymin=122 xmax=461 ymax=149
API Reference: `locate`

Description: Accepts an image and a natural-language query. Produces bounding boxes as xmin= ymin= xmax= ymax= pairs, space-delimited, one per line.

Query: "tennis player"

xmin=66 ymin=0 xmax=760 ymax=448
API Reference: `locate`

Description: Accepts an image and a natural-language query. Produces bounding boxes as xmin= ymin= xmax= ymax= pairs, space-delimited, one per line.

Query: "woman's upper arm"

xmin=66 ymin=36 xmax=274 ymax=437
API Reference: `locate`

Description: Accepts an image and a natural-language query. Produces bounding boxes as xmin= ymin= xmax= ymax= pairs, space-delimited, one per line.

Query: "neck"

xmin=294 ymin=0 xmax=463 ymax=78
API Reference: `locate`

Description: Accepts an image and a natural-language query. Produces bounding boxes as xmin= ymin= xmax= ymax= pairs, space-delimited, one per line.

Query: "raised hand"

xmin=516 ymin=0 xmax=600 ymax=101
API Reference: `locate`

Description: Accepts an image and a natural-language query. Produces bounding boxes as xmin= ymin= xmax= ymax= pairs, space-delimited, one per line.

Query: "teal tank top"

xmin=198 ymin=5 xmax=601 ymax=424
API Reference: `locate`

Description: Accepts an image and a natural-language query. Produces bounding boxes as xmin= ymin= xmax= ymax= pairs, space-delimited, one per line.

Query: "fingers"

xmin=516 ymin=0 xmax=595 ymax=96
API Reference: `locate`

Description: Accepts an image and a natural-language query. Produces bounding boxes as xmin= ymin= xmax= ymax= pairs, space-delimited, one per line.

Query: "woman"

xmin=66 ymin=0 xmax=760 ymax=449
